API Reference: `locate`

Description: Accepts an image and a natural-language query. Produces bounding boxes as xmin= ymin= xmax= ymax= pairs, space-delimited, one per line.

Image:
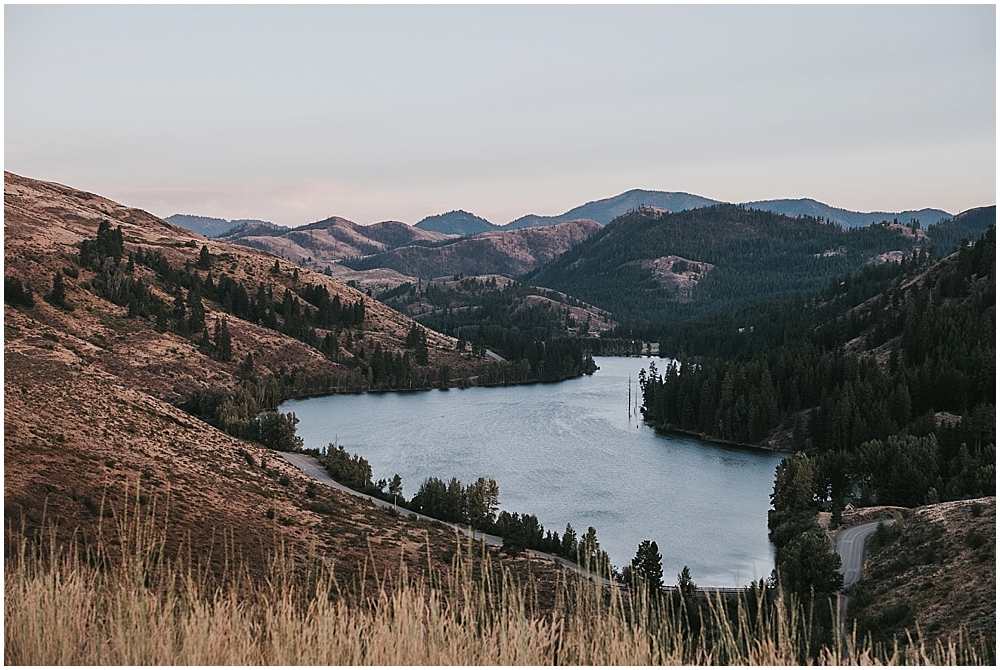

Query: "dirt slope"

xmin=3 ymin=171 xmax=559 ymax=588
xmin=846 ymin=497 xmax=995 ymax=653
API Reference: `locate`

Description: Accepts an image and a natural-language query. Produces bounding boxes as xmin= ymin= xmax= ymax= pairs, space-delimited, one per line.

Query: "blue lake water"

xmin=281 ymin=356 xmax=787 ymax=587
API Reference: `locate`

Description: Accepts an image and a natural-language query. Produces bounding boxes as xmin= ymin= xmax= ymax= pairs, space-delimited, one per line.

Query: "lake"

xmin=281 ymin=356 xmax=788 ymax=587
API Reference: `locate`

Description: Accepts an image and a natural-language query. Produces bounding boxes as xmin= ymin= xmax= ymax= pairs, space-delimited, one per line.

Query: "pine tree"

xmin=213 ymin=317 xmax=233 ymax=362
xmin=631 ymin=540 xmax=664 ymax=595
xmin=47 ymin=272 xmax=70 ymax=310
xmin=677 ymin=565 xmax=697 ymax=602
xmin=197 ymin=245 xmax=213 ymax=270
xmin=238 ymin=352 xmax=255 ymax=380
xmin=4 ymin=276 xmax=34 ymax=308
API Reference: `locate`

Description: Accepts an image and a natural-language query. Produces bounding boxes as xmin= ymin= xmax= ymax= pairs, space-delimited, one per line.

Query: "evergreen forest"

xmin=639 ymin=228 xmax=995 ymax=509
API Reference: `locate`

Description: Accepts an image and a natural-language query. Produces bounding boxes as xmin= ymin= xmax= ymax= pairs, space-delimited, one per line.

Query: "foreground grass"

xmin=4 ymin=498 xmax=988 ymax=665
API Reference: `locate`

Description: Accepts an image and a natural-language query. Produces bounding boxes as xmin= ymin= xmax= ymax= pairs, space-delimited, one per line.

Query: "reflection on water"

xmin=282 ymin=356 xmax=787 ymax=587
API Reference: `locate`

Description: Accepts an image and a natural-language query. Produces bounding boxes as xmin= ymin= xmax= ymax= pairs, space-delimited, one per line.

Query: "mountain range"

xmin=168 ymin=190 xmax=957 ymax=239
xmin=525 ymin=204 xmax=982 ymax=326
xmin=217 ymin=215 xmax=454 ymax=268
xmin=342 ymin=219 xmax=601 ymax=278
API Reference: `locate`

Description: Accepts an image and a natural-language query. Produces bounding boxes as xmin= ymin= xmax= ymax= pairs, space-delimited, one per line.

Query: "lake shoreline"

xmin=649 ymin=424 xmax=794 ymax=455
xmin=282 ymin=356 xmax=784 ymax=584
xmin=279 ymin=368 xmax=599 ymax=403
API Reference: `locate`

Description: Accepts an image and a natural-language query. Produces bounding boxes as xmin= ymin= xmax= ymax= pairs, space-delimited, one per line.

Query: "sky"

xmin=5 ymin=4 xmax=996 ymax=227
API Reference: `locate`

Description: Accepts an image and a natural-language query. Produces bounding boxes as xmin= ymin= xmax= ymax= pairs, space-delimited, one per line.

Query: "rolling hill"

xmin=741 ymin=198 xmax=951 ymax=229
xmin=414 ymin=209 xmax=499 ymax=236
xmin=166 ymin=213 xmax=288 ymax=238
xmin=342 ymin=218 xmax=602 ymax=279
xmin=218 ymin=215 xmax=454 ymax=269
xmin=506 ymin=189 xmax=719 ymax=228
xmin=943 ymin=205 xmax=996 ymax=232
xmin=2 ymin=171 xmax=531 ymax=586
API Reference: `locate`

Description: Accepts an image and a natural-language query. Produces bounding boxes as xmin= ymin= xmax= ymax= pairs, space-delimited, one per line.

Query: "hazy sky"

xmin=5 ymin=4 xmax=996 ymax=227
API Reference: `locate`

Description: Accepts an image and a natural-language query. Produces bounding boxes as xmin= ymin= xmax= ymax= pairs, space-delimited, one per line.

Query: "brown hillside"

xmin=349 ymin=218 xmax=602 ymax=279
xmin=224 ymin=215 xmax=454 ymax=270
xmin=4 ymin=172 xmax=563 ymax=589
xmin=846 ymin=497 xmax=995 ymax=653
xmin=4 ymin=171 xmax=480 ymax=402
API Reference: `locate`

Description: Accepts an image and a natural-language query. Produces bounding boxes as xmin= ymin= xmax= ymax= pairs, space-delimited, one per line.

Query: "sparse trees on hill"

xmin=211 ymin=317 xmax=233 ymax=362
xmin=46 ymin=271 xmax=71 ymax=310
xmin=4 ymin=276 xmax=35 ymax=308
xmin=197 ymin=245 xmax=214 ymax=270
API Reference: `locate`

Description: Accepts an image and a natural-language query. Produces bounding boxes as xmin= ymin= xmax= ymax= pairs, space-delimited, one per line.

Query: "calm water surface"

xmin=282 ymin=356 xmax=787 ymax=586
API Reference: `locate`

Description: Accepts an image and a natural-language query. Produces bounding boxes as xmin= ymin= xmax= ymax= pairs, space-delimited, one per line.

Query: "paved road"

xmin=280 ymin=452 xmax=504 ymax=547
xmin=484 ymin=349 xmax=506 ymax=363
xmin=835 ymin=519 xmax=893 ymax=588
xmin=833 ymin=518 xmax=895 ymax=650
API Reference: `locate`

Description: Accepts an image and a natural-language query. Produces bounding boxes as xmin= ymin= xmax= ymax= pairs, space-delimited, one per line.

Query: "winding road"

xmin=835 ymin=519 xmax=893 ymax=588
xmin=279 ymin=452 xmax=616 ymax=583
xmin=833 ymin=518 xmax=895 ymax=646
xmin=280 ymin=452 xmax=504 ymax=546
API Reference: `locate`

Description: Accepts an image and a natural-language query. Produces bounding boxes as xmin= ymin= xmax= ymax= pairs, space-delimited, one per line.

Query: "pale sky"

xmin=5 ymin=4 xmax=996 ymax=227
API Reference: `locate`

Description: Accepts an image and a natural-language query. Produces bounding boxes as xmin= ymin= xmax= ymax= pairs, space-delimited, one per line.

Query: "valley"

xmin=5 ymin=171 xmax=994 ymax=663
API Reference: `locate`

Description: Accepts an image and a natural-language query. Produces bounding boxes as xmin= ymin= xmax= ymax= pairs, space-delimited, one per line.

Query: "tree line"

xmin=641 ymin=228 xmax=995 ymax=510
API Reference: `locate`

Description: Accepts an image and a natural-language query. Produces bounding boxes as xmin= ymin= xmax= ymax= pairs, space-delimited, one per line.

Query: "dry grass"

xmin=5 ymin=497 xmax=988 ymax=666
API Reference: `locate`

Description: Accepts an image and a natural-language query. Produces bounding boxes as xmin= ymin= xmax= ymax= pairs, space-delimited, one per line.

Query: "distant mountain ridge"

xmin=165 ymin=213 xmax=287 ymax=238
xmin=506 ymin=189 xmax=720 ymax=228
xmin=525 ymin=204 xmax=973 ymax=325
xmin=171 ymin=190 xmax=962 ymax=241
xmin=217 ymin=215 xmax=453 ymax=268
xmin=415 ymin=210 xmax=498 ymax=236
xmin=343 ymin=219 xmax=602 ymax=279
xmin=740 ymin=198 xmax=952 ymax=228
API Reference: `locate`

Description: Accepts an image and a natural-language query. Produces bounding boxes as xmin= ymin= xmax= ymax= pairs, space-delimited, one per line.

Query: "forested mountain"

xmin=640 ymin=227 xmax=995 ymax=508
xmin=166 ymin=213 xmax=287 ymax=238
xmin=415 ymin=209 xmax=499 ymax=235
xmin=506 ymin=189 xmax=719 ymax=228
xmin=216 ymin=220 xmax=293 ymax=239
xmin=504 ymin=190 xmax=951 ymax=230
xmin=377 ymin=274 xmax=616 ymax=341
xmin=944 ymin=205 xmax=996 ymax=232
xmin=742 ymin=198 xmax=951 ymax=229
xmin=526 ymin=204 xmax=981 ymax=330
xmin=218 ymin=215 xmax=454 ymax=269
xmin=342 ymin=219 xmax=601 ymax=279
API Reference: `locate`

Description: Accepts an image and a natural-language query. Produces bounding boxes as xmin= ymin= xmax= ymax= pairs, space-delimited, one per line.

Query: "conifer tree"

xmin=47 ymin=272 xmax=70 ymax=310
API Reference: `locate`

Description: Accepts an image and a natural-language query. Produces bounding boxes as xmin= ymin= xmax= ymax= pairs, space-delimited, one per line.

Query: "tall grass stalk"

xmin=4 ymin=497 xmax=986 ymax=665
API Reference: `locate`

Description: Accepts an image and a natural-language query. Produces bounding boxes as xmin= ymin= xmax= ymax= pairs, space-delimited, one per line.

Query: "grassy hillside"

xmin=2 ymin=171 xmax=575 ymax=586
xmin=848 ymin=498 xmax=995 ymax=652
